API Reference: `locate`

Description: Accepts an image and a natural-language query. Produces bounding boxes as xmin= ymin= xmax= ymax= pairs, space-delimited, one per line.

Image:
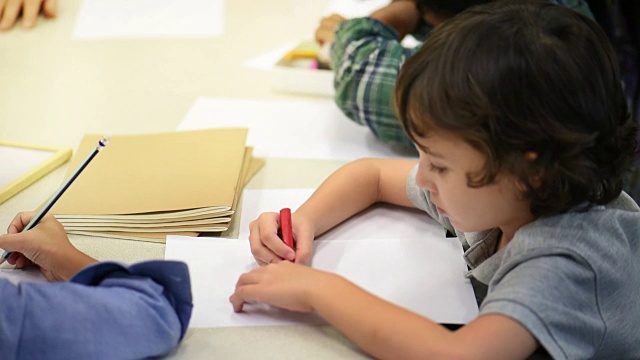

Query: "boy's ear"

xmin=524 ymin=151 xmax=542 ymax=189
xmin=523 ymin=151 xmax=538 ymax=162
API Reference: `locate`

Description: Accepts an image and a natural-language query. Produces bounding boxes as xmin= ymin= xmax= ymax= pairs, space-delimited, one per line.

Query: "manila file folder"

xmin=51 ymin=128 xmax=248 ymax=216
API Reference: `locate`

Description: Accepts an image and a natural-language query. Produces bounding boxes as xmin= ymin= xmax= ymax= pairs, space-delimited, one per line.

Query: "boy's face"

xmin=413 ymin=129 xmax=533 ymax=236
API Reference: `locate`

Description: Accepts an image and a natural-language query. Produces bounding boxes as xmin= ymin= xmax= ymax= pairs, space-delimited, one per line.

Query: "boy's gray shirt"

xmin=406 ymin=166 xmax=640 ymax=359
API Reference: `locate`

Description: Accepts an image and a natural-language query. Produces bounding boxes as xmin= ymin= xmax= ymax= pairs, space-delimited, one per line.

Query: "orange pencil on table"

xmin=279 ymin=208 xmax=295 ymax=252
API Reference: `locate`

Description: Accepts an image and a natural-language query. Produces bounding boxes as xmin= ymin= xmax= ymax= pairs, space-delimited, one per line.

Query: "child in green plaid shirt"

xmin=317 ymin=0 xmax=593 ymax=146
xmin=318 ymin=0 xmax=640 ymax=202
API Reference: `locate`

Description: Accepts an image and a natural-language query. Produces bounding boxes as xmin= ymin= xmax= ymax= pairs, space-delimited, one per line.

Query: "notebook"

xmin=50 ymin=129 xmax=264 ymax=242
xmin=0 ymin=141 xmax=72 ymax=205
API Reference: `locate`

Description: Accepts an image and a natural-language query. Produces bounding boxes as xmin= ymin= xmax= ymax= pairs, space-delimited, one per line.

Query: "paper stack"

xmin=51 ymin=129 xmax=264 ymax=243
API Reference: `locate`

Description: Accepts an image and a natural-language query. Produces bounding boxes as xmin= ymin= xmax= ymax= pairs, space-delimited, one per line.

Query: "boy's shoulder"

xmin=507 ymin=192 xmax=640 ymax=266
xmin=481 ymin=193 xmax=640 ymax=359
xmin=520 ymin=192 xmax=637 ymax=239
xmin=522 ymin=191 xmax=639 ymax=238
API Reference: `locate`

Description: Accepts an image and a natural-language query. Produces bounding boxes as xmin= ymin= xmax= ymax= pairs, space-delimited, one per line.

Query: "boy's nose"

xmin=415 ymin=166 xmax=436 ymax=193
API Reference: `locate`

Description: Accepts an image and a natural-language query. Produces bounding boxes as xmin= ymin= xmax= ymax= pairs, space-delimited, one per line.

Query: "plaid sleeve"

xmin=331 ymin=18 xmax=418 ymax=145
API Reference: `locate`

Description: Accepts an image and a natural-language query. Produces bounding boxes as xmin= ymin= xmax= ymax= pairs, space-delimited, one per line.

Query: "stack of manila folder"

xmin=50 ymin=128 xmax=264 ymax=243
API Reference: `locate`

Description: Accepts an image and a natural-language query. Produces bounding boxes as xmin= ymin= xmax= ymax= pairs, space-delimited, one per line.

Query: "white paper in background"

xmin=0 ymin=146 xmax=52 ymax=188
xmin=238 ymin=188 xmax=445 ymax=240
xmin=244 ymin=0 xmax=414 ymax=71
xmin=177 ymin=97 xmax=417 ymax=161
xmin=243 ymin=42 xmax=297 ymax=70
xmin=0 ymin=268 xmax=48 ymax=284
xmin=73 ymin=0 xmax=224 ymax=39
xmin=326 ymin=0 xmax=391 ymax=18
xmin=165 ymin=236 xmax=478 ymax=328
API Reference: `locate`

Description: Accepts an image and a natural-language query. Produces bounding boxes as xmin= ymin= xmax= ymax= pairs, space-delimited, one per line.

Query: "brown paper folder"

xmin=52 ymin=128 xmax=248 ymax=215
xmin=67 ymin=153 xmax=265 ymax=243
xmin=51 ymin=129 xmax=264 ymax=243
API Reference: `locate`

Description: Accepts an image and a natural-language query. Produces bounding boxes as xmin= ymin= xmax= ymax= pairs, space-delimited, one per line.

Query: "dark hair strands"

xmin=396 ymin=0 xmax=638 ymax=217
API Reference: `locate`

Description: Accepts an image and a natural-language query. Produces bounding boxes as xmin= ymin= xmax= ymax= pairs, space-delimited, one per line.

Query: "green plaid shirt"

xmin=331 ymin=0 xmax=594 ymax=146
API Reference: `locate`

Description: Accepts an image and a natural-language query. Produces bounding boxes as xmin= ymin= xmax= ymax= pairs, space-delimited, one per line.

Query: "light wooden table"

xmin=0 ymin=1 xmax=375 ymax=358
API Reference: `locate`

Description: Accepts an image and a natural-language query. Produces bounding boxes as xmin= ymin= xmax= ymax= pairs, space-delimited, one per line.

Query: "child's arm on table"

xmin=249 ymin=158 xmax=417 ymax=265
xmin=231 ymin=259 xmax=538 ymax=360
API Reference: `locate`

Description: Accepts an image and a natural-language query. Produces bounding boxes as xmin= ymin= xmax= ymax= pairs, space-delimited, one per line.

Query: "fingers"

xmin=13 ymin=253 xmax=29 ymax=268
xmin=230 ymin=284 xmax=260 ymax=312
xmin=0 ymin=0 xmax=55 ymax=31
xmin=230 ymin=268 xmax=265 ymax=312
xmin=0 ymin=0 xmax=19 ymax=30
xmin=249 ymin=213 xmax=295 ymax=265
xmin=314 ymin=27 xmax=333 ymax=45
xmin=21 ymin=0 xmax=42 ymax=28
xmin=42 ymin=0 xmax=55 ymax=18
xmin=314 ymin=14 xmax=346 ymax=45
xmin=7 ymin=211 xmax=36 ymax=234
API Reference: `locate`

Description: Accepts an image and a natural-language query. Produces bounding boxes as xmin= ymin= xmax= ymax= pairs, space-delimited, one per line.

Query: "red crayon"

xmin=279 ymin=208 xmax=295 ymax=250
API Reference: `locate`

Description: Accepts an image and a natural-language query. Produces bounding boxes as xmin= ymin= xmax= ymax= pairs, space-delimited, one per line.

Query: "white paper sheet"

xmin=73 ymin=0 xmax=224 ymax=39
xmin=326 ymin=0 xmax=391 ymax=18
xmin=0 ymin=268 xmax=48 ymax=284
xmin=177 ymin=97 xmax=417 ymax=160
xmin=165 ymin=235 xmax=478 ymax=328
xmin=238 ymin=188 xmax=445 ymax=240
xmin=243 ymin=42 xmax=297 ymax=70
xmin=0 ymin=146 xmax=53 ymax=189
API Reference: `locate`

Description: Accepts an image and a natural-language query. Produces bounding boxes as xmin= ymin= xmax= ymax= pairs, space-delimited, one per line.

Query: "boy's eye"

xmin=429 ymin=163 xmax=448 ymax=174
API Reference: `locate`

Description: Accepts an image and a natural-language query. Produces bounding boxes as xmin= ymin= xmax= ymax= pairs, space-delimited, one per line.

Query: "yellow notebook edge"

xmin=0 ymin=141 xmax=72 ymax=204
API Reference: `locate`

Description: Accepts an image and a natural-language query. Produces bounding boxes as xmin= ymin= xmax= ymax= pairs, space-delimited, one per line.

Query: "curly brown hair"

xmin=416 ymin=0 xmax=493 ymax=18
xmin=396 ymin=0 xmax=638 ymax=216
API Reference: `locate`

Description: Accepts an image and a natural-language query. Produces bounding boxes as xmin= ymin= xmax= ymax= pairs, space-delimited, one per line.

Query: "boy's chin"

xmin=448 ymin=218 xmax=491 ymax=233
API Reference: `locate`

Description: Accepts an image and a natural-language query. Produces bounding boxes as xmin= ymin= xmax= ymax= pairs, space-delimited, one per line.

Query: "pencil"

xmin=0 ymin=136 xmax=110 ymax=263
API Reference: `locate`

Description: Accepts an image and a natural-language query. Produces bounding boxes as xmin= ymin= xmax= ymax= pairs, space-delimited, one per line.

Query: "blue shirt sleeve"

xmin=0 ymin=260 xmax=193 ymax=360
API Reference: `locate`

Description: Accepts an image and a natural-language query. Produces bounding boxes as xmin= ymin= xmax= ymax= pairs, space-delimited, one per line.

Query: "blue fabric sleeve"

xmin=0 ymin=260 xmax=193 ymax=360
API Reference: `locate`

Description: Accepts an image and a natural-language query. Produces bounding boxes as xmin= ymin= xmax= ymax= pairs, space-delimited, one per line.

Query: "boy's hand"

xmin=0 ymin=0 xmax=57 ymax=31
xmin=229 ymin=261 xmax=332 ymax=313
xmin=248 ymin=211 xmax=315 ymax=265
xmin=314 ymin=13 xmax=346 ymax=45
xmin=0 ymin=212 xmax=96 ymax=281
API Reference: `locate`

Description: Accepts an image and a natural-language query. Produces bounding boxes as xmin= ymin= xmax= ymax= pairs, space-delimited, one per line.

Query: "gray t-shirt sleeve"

xmin=480 ymin=252 xmax=605 ymax=360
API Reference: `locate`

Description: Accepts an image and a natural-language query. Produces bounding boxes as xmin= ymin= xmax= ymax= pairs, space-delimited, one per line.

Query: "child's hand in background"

xmin=0 ymin=0 xmax=57 ymax=31
xmin=314 ymin=13 xmax=346 ymax=46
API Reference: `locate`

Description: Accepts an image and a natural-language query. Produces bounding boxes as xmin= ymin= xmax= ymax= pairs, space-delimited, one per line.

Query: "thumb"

xmin=0 ymin=232 xmax=32 ymax=254
xmin=43 ymin=0 xmax=58 ymax=18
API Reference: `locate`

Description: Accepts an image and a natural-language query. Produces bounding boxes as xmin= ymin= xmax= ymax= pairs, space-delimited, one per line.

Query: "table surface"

xmin=0 ymin=1 xmax=391 ymax=358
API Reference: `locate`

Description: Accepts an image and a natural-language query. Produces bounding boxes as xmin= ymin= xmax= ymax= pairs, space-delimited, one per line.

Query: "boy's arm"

xmin=331 ymin=3 xmax=423 ymax=146
xmin=296 ymin=158 xmax=417 ymax=237
xmin=231 ymin=262 xmax=539 ymax=359
xmin=311 ymin=273 xmax=539 ymax=359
